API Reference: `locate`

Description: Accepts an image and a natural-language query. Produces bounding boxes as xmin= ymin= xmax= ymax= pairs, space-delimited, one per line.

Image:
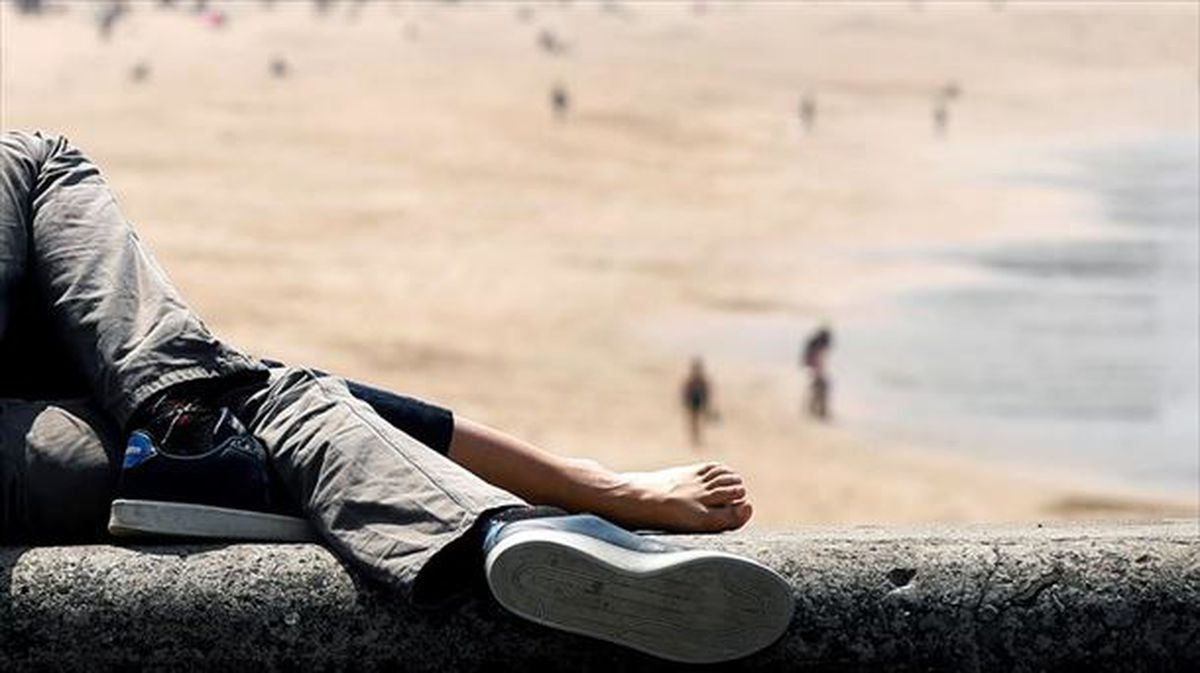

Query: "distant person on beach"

xmin=933 ymin=97 xmax=950 ymax=139
xmin=932 ymin=81 xmax=961 ymax=138
xmin=799 ymin=92 xmax=817 ymax=135
xmin=550 ymin=83 xmax=571 ymax=121
xmin=130 ymin=61 xmax=151 ymax=83
xmin=801 ymin=325 xmax=833 ymax=420
xmin=681 ymin=357 xmax=716 ymax=448
xmin=15 ymin=0 xmax=45 ymax=14
xmin=269 ymin=57 xmax=290 ymax=79
xmin=96 ymin=1 xmax=128 ymax=42
xmin=538 ymin=29 xmax=565 ymax=55
xmin=203 ymin=8 xmax=228 ymax=30
xmin=0 ymin=130 xmax=789 ymax=664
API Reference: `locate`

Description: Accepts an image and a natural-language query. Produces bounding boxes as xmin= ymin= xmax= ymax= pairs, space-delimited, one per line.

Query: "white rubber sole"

xmin=485 ymin=528 xmax=795 ymax=664
xmin=108 ymin=499 xmax=315 ymax=542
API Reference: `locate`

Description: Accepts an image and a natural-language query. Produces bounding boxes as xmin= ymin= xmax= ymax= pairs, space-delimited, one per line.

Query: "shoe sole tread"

xmin=486 ymin=528 xmax=794 ymax=663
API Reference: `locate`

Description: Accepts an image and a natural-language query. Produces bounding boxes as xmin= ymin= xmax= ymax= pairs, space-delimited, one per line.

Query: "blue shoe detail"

xmin=122 ymin=431 xmax=158 ymax=469
xmin=112 ymin=405 xmax=296 ymax=519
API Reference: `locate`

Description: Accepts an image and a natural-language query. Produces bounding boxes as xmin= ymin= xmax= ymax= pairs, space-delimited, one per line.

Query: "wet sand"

xmin=2 ymin=1 xmax=1196 ymax=525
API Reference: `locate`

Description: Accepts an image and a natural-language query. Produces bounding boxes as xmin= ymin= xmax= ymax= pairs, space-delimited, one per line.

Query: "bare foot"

xmin=576 ymin=461 xmax=753 ymax=533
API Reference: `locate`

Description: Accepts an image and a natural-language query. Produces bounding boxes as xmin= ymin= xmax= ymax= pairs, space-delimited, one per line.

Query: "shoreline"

xmin=635 ymin=304 xmax=1197 ymax=527
xmin=838 ymin=133 xmax=1199 ymax=503
xmin=635 ymin=130 xmax=1198 ymax=524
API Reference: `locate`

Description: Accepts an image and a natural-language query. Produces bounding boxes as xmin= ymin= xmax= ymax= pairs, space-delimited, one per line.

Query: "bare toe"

xmin=730 ymin=502 xmax=753 ymax=528
xmin=705 ymin=473 xmax=743 ymax=489
xmin=705 ymin=502 xmax=753 ymax=531
xmin=701 ymin=464 xmax=734 ymax=481
xmin=699 ymin=485 xmax=746 ymax=505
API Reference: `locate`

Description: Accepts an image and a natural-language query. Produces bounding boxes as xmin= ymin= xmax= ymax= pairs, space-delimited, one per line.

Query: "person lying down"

xmin=0 ymin=130 xmax=793 ymax=664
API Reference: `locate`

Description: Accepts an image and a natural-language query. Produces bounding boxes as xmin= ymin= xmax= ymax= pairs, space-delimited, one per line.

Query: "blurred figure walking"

xmin=933 ymin=81 xmax=960 ymax=139
xmin=15 ymin=0 xmax=45 ymax=15
xmin=269 ymin=57 xmax=290 ymax=79
xmin=96 ymin=1 xmax=128 ymax=42
xmin=933 ymin=97 xmax=950 ymax=138
xmin=550 ymin=83 xmax=571 ymax=121
xmin=801 ymin=324 xmax=833 ymax=420
xmin=538 ymin=30 xmax=565 ymax=55
xmin=681 ymin=357 xmax=715 ymax=448
xmin=130 ymin=61 xmax=151 ymax=83
xmin=799 ymin=91 xmax=817 ymax=135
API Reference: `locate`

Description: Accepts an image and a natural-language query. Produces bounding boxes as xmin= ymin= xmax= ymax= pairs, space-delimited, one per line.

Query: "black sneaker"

xmin=482 ymin=513 xmax=794 ymax=664
xmin=107 ymin=400 xmax=312 ymax=542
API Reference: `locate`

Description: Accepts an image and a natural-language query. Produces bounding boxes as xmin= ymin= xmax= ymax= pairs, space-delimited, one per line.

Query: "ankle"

xmin=127 ymin=371 xmax=267 ymax=434
xmin=564 ymin=458 xmax=634 ymax=503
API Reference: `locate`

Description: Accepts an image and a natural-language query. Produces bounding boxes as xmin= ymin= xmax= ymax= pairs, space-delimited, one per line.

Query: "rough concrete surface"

xmin=2 ymin=521 xmax=1197 ymax=672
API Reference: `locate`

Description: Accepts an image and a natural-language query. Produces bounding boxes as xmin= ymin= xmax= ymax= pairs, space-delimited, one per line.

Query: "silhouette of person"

xmin=15 ymin=0 xmax=45 ymax=14
xmin=0 ymin=131 xmax=786 ymax=663
xmin=681 ymin=357 xmax=714 ymax=448
xmin=203 ymin=7 xmax=228 ymax=30
xmin=130 ymin=61 xmax=151 ymax=83
xmin=96 ymin=1 xmax=128 ymax=42
xmin=801 ymin=325 xmax=833 ymax=420
xmin=550 ymin=84 xmax=570 ymax=121
xmin=538 ymin=30 xmax=564 ymax=55
xmin=269 ymin=57 xmax=290 ymax=79
xmin=799 ymin=92 xmax=817 ymax=135
xmin=933 ymin=98 xmax=949 ymax=139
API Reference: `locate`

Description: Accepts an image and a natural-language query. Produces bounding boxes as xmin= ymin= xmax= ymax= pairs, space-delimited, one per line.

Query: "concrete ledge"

xmin=2 ymin=521 xmax=1197 ymax=671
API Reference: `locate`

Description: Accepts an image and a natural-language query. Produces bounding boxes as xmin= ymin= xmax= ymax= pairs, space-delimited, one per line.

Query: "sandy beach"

xmin=1 ymin=0 xmax=1196 ymax=527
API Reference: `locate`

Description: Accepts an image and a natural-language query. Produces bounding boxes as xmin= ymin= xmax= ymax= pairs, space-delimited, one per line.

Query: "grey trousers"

xmin=0 ymin=130 xmax=523 ymax=597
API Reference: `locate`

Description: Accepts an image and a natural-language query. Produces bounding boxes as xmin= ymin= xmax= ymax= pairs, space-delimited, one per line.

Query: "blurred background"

xmin=2 ymin=0 xmax=1196 ymax=527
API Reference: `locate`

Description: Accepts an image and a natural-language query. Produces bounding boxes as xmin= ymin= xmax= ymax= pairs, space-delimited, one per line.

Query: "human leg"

xmin=0 ymin=130 xmax=266 ymax=427
xmin=235 ymin=367 xmax=524 ymax=598
xmin=321 ymin=370 xmax=752 ymax=532
xmin=812 ymin=375 xmax=829 ymax=420
xmin=232 ymin=370 xmax=754 ymax=534
xmin=0 ymin=130 xmax=525 ymax=595
xmin=446 ymin=416 xmax=752 ymax=533
xmin=319 ymin=373 xmax=456 ymax=457
xmin=1 ymin=130 xmax=790 ymax=657
xmin=688 ymin=405 xmax=703 ymax=447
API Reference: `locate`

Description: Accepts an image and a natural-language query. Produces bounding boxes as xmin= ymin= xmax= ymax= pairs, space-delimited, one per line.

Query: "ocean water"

xmin=639 ymin=135 xmax=1199 ymax=501
xmin=838 ymin=135 xmax=1200 ymax=499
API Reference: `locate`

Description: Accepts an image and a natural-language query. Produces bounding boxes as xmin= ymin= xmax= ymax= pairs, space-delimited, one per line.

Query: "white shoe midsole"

xmin=108 ymin=499 xmax=314 ymax=542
